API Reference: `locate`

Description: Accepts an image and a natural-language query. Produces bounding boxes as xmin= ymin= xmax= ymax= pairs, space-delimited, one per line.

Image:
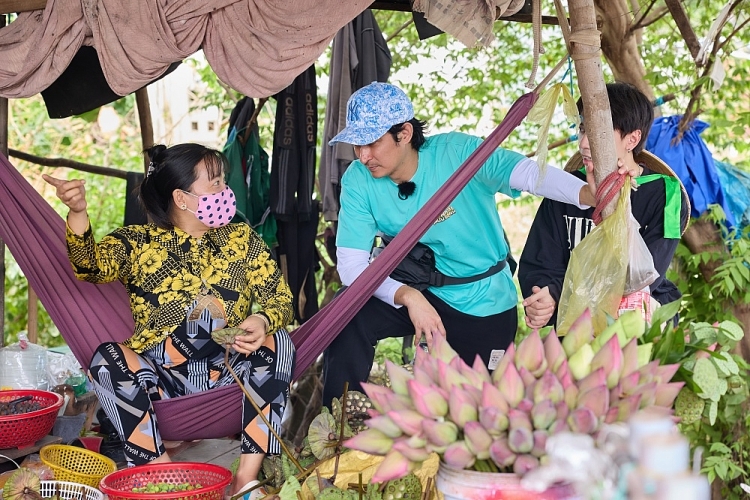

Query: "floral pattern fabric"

xmin=66 ymin=222 xmax=293 ymax=353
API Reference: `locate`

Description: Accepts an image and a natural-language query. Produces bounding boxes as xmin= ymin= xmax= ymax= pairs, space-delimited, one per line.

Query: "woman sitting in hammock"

xmin=44 ymin=143 xmax=294 ymax=500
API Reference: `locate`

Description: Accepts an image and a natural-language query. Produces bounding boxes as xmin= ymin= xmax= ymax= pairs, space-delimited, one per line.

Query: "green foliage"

xmin=3 ymin=94 xmax=142 ymax=347
xmin=374 ymin=337 xmax=409 ymax=366
xmin=650 ymin=314 xmax=750 ymax=499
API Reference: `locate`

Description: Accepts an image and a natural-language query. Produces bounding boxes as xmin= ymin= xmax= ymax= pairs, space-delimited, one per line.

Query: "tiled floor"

xmin=169 ymin=438 xmax=241 ymax=470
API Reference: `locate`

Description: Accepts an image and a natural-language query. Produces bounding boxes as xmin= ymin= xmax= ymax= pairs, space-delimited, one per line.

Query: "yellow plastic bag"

xmin=557 ymin=183 xmax=630 ymax=336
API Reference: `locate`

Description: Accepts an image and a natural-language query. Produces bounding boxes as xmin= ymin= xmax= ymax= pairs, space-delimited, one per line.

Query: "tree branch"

xmin=630 ymin=0 xmax=658 ymax=30
xmin=8 ymin=149 xmax=130 ymax=180
xmin=663 ymin=0 xmax=701 ymax=60
xmin=631 ymin=5 xmax=670 ymax=31
xmin=717 ymin=15 xmax=750 ymax=53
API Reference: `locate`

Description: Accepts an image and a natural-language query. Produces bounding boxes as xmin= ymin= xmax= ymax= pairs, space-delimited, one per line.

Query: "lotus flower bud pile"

xmin=345 ymin=309 xmax=682 ymax=482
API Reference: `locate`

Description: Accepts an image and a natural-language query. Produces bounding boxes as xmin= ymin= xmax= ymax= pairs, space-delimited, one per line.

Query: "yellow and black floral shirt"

xmin=65 ymin=222 xmax=293 ymax=353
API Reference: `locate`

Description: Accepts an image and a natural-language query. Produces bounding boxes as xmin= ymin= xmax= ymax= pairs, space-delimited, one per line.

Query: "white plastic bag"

xmin=625 ymin=214 xmax=659 ymax=295
xmin=0 ymin=332 xmax=49 ymax=389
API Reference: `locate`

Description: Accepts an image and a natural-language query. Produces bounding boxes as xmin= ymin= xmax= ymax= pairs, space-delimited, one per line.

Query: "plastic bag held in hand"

xmin=557 ymin=184 xmax=631 ymax=335
xmin=624 ymin=214 xmax=659 ymax=295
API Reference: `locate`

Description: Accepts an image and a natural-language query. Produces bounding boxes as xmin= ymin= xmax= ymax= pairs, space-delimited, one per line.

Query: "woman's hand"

xmin=395 ymin=286 xmax=445 ymax=350
xmin=42 ymin=174 xmax=89 ymax=235
xmin=231 ymin=315 xmax=268 ymax=354
xmin=43 ymin=174 xmax=88 ymax=213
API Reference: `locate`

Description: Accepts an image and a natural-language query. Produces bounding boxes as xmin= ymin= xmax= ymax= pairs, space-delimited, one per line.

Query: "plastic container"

xmin=0 ymin=480 xmax=104 ymax=500
xmin=99 ymin=462 xmax=233 ymax=500
xmin=40 ymin=444 xmax=116 ymax=488
xmin=0 ymin=389 xmax=64 ymax=448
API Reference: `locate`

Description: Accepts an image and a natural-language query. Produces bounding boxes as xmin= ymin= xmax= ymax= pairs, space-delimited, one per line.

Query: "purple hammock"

xmin=0 ymin=92 xmax=536 ymax=441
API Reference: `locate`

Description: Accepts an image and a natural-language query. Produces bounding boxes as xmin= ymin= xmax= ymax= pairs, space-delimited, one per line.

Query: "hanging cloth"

xmin=289 ymin=92 xmax=539 ymax=378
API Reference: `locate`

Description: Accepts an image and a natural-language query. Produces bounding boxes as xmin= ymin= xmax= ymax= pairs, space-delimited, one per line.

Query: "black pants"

xmin=322 ymin=290 xmax=517 ymax=407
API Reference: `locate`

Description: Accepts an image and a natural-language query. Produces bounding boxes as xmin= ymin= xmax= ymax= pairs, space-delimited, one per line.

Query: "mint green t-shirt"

xmin=337 ymin=132 xmax=524 ymax=316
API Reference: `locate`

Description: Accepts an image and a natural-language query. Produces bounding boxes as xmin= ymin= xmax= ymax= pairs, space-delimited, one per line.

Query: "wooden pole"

xmin=0 ymin=96 xmax=6 ymax=346
xmin=567 ymin=0 xmax=619 ymax=218
xmin=135 ymin=88 xmax=154 ymax=173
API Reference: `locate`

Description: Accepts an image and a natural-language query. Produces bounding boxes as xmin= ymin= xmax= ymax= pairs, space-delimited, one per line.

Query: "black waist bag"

xmin=375 ymin=234 xmax=509 ymax=291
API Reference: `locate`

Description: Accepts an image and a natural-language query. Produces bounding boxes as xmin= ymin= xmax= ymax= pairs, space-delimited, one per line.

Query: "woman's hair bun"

xmin=145 ymin=144 xmax=168 ymax=162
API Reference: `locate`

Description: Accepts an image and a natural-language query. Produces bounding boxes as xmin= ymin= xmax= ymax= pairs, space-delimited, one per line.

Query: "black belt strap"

xmin=428 ymin=258 xmax=508 ymax=287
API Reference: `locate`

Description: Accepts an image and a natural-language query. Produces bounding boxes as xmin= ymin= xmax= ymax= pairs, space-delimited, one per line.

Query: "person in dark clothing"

xmin=518 ymin=82 xmax=689 ymax=329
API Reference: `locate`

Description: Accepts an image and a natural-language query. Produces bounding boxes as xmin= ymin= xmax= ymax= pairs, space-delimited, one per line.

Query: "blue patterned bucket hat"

xmin=329 ymin=82 xmax=415 ymax=146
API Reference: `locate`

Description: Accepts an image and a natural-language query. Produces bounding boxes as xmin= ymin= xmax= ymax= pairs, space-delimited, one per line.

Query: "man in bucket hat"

xmin=322 ymin=82 xmax=634 ymax=406
xmin=519 ymin=82 xmax=690 ymax=329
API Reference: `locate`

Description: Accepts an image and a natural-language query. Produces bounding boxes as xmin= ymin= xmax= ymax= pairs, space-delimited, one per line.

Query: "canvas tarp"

xmin=0 ymin=0 xmax=371 ymax=99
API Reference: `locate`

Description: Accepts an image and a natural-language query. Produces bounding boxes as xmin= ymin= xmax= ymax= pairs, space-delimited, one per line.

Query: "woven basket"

xmin=40 ymin=444 xmax=117 ymax=488
xmin=99 ymin=462 xmax=233 ymax=500
xmin=0 ymin=389 xmax=64 ymax=448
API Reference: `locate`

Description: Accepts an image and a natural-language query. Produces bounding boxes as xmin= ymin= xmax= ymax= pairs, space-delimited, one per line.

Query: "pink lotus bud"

xmin=590 ymin=335 xmax=623 ymax=389
xmin=370 ymin=449 xmax=414 ymax=483
xmin=548 ymin=418 xmax=569 ymax=435
xmin=431 ymin=331 xmax=460 ymax=364
xmin=561 ymin=309 xmax=594 ymax=357
xmin=513 ymin=454 xmax=540 ymax=476
xmin=517 ymin=398 xmax=534 ymax=413
xmin=567 ymin=407 xmax=598 ymax=434
xmin=464 ymin=421 xmax=492 ymax=460
xmin=406 ymin=432 xmax=427 ymax=449
xmin=637 ymin=360 xmax=660 ymax=385
xmin=438 ymin=359 xmax=468 ymax=393
xmin=449 ymin=388 xmax=478 ymax=427
xmin=654 ymin=364 xmax=680 ymax=384
xmin=479 ymin=407 xmax=510 ymax=435
xmin=531 ymin=400 xmax=557 ymax=430
xmin=414 ymin=348 xmax=439 ymax=383
xmin=633 ymin=381 xmax=657 ymax=408
xmin=362 ymin=383 xmax=408 ymax=412
xmin=533 ymin=371 xmax=564 ymax=404
xmin=468 ymin=355 xmax=493 ymax=387
xmin=568 ymin=344 xmax=595 ymax=380
xmin=578 ymin=368 xmax=607 ymax=395
xmin=422 ymin=419 xmax=458 ymax=448
xmin=617 ymin=371 xmax=641 ymax=397
xmin=544 ymin=332 xmax=566 ymax=372
xmin=576 ymin=385 xmax=610 ymax=419
xmin=443 ymin=441 xmax=476 ymax=470
xmin=555 ymin=401 xmax=569 ymax=422
xmin=508 ymin=409 xmax=534 ymax=454
xmin=386 ymin=409 xmax=424 ymax=436
xmin=460 ymin=383 xmax=482 ymax=406
xmin=518 ymin=366 xmax=538 ymax=388
xmin=489 ymin=438 xmax=516 ymax=468
xmin=385 ymin=360 xmax=414 ymax=397
xmin=407 ymin=379 xmax=448 ymax=418
xmin=365 ymin=414 xmax=403 ymax=438
xmin=555 ymin=359 xmax=574 ymax=389
xmin=497 ymin=362 xmax=526 ymax=407
xmin=516 ymin=330 xmax=548 ymax=377
xmin=564 ymin=384 xmax=579 ymax=410
xmin=605 ymin=394 xmax=642 ymax=424
xmin=531 ymin=430 xmax=548 ymax=457
xmin=344 ymin=428 xmax=394 ymax=455
xmin=621 ymin=338 xmax=639 ymax=378
xmin=481 ymin=382 xmax=509 ymax=414
xmin=392 ymin=437 xmax=431 ymax=462
xmin=491 ymin=343 xmax=516 ymax=384
xmin=654 ymin=382 xmax=685 ymax=407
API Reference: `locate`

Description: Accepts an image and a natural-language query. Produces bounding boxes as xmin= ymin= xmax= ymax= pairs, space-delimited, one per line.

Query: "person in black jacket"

xmin=518 ymin=82 xmax=689 ymax=329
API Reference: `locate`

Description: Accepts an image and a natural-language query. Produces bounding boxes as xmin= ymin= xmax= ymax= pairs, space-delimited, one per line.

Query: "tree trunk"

xmin=568 ymin=0 xmax=619 ymax=218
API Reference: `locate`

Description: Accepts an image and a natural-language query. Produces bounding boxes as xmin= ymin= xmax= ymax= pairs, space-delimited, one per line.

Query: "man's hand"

xmin=523 ymin=285 xmax=556 ymax=329
xmin=231 ymin=315 xmax=268 ymax=354
xmin=395 ymin=286 xmax=445 ymax=350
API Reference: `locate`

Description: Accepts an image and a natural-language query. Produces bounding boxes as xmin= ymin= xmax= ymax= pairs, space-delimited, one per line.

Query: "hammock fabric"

xmin=0 ymin=91 xmax=536 ymax=439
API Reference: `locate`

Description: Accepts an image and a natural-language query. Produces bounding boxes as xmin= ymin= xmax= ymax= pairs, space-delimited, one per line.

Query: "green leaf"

xmin=717 ymin=321 xmax=744 ymax=345
xmin=710 ymin=442 xmax=732 ymax=454
xmin=693 ymin=358 xmax=721 ymax=401
xmin=708 ymin=400 xmax=718 ymax=426
xmin=76 ymin=108 xmax=100 ymax=122
xmin=60 ymin=136 xmax=71 ymax=146
xmin=278 ymin=475 xmax=302 ymax=500
xmin=650 ymin=299 xmax=681 ymax=329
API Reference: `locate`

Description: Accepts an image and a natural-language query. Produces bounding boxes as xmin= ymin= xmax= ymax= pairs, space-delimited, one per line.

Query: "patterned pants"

xmin=89 ymin=329 xmax=295 ymax=466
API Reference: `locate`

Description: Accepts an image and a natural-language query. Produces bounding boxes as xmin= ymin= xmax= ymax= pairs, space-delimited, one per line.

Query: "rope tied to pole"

xmin=592 ymin=170 xmax=627 ymax=225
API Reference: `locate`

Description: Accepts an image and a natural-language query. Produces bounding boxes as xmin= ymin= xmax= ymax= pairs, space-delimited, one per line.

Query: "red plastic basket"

xmin=99 ymin=463 xmax=233 ymax=500
xmin=0 ymin=389 xmax=64 ymax=448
